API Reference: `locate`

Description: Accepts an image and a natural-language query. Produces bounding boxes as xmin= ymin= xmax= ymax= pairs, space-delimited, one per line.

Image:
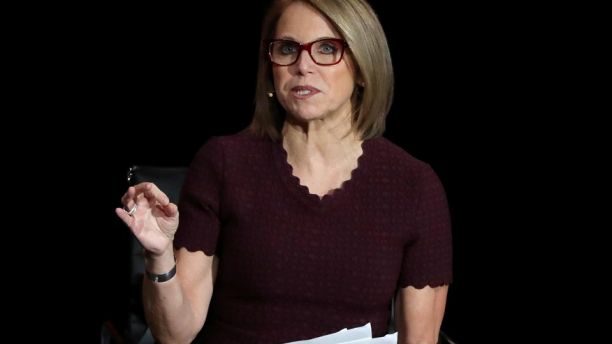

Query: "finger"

xmin=124 ymin=203 xmax=138 ymax=216
xmin=158 ymin=202 xmax=178 ymax=217
xmin=137 ymin=182 xmax=171 ymax=206
xmin=120 ymin=186 xmax=137 ymax=207
xmin=115 ymin=207 xmax=136 ymax=228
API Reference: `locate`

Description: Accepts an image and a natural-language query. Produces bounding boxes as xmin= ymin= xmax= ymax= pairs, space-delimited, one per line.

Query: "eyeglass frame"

xmin=265 ymin=38 xmax=349 ymax=66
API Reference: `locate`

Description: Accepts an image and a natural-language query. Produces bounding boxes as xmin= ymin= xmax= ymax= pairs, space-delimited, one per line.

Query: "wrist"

xmin=143 ymin=249 xmax=177 ymax=283
xmin=145 ymin=263 xmax=177 ymax=283
xmin=143 ymin=248 xmax=175 ymax=274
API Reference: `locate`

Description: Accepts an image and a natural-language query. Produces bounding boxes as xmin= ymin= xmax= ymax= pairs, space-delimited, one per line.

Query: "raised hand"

xmin=116 ymin=182 xmax=179 ymax=256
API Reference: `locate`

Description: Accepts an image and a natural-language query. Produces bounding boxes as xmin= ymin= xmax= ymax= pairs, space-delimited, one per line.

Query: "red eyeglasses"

xmin=266 ymin=38 xmax=349 ymax=66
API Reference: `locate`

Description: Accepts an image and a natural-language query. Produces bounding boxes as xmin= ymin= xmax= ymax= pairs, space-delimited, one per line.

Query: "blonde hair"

xmin=249 ymin=0 xmax=394 ymax=141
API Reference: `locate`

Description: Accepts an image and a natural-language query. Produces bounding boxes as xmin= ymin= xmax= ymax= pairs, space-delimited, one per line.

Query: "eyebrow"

xmin=274 ymin=35 xmax=340 ymax=42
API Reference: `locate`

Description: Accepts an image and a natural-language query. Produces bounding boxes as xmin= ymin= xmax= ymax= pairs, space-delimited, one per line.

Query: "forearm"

xmin=142 ymin=249 xmax=201 ymax=344
xmin=396 ymin=303 xmax=438 ymax=344
xmin=397 ymin=285 xmax=448 ymax=344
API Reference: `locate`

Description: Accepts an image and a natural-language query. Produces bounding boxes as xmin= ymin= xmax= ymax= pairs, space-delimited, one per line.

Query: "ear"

xmin=356 ymin=75 xmax=365 ymax=87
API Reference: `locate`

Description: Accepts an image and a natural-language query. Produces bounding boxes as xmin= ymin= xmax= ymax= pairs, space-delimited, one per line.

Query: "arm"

xmin=117 ymin=182 xmax=218 ymax=344
xmin=395 ymin=284 xmax=448 ymax=344
xmin=143 ymin=248 xmax=218 ymax=344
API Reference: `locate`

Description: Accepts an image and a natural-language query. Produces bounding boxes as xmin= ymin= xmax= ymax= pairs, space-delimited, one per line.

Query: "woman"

xmin=117 ymin=1 xmax=452 ymax=343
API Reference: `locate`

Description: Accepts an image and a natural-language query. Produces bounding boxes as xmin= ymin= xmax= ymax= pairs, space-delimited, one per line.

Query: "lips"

xmin=290 ymin=85 xmax=320 ymax=97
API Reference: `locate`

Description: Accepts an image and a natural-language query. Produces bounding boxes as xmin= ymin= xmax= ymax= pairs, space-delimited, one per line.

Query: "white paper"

xmin=285 ymin=323 xmax=397 ymax=344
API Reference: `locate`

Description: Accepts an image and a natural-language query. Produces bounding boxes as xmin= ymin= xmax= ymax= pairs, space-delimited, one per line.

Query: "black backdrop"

xmin=79 ymin=1 xmax=532 ymax=342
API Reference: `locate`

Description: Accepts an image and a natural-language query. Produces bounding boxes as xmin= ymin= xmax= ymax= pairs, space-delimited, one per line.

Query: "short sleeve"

xmin=399 ymin=164 xmax=453 ymax=289
xmin=173 ymin=137 xmax=225 ymax=256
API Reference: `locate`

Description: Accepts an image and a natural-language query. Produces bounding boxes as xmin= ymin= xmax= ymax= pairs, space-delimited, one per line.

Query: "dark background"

xmin=70 ymin=1 xmax=553 ymax=342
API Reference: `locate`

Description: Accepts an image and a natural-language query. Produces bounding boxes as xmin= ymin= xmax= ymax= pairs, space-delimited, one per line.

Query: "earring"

xmin=267 ymin=92 xmax=274 ymax=98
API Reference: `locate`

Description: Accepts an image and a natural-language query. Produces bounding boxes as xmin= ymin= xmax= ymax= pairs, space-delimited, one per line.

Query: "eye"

xmin=317 ymin=40 xmax=340 ymax=54
xmin=278 ymin=42 xmax=298 ymax=55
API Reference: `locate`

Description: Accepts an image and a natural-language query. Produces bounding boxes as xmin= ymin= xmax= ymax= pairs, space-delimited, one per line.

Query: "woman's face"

xmin=272 ymin=2 xmax=356 ymax=125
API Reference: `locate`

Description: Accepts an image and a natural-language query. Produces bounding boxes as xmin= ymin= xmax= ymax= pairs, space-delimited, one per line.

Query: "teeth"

xmin=296 ymin=89 xmax=312 ymax=96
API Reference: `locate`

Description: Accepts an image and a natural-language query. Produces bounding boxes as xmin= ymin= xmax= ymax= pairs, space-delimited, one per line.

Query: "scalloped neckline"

xmin=275 ymin=140 xmax=367 ymax=204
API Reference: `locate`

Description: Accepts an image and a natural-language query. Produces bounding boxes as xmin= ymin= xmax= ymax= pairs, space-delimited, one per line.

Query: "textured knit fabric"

xmin=174 ymin=130 xmax=452 ymax=343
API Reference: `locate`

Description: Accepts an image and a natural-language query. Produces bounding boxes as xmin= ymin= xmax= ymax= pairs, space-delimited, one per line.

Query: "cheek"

xmin=272 ymin=69 xmax=288 ymax=89
xmin=271 ymin=71 xmax=291 ymax=108
xmin=330 ymin=71 xmax=356 ymax=98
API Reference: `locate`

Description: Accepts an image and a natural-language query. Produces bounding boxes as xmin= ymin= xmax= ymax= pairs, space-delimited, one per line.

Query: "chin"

xmin=289 ymin=111 xmax=325 ymax=123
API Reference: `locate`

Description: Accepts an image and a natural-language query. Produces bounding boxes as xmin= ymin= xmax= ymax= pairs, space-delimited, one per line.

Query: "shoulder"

xmin=366 ymin=138 xmax=449 ymax=215
xmin=364 ymin=137 xmax=445 ymax=195
xmin=190 ymin=129 xmax=274 ymax=170
xmin=366 ymin=137 xmax=431 ymax=174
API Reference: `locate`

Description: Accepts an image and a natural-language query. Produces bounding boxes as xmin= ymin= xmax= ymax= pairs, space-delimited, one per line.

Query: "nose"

xmin=295 ymin=48 xmax=315 ymax=73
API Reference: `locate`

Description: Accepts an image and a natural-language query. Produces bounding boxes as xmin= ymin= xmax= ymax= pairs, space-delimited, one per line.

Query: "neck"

xmin=282 ymin=116 xmax=362 ymax=168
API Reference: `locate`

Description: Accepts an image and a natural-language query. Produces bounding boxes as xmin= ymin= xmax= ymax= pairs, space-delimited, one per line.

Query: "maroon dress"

xmin=174 ymin=130 xmax=452 ymax=343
